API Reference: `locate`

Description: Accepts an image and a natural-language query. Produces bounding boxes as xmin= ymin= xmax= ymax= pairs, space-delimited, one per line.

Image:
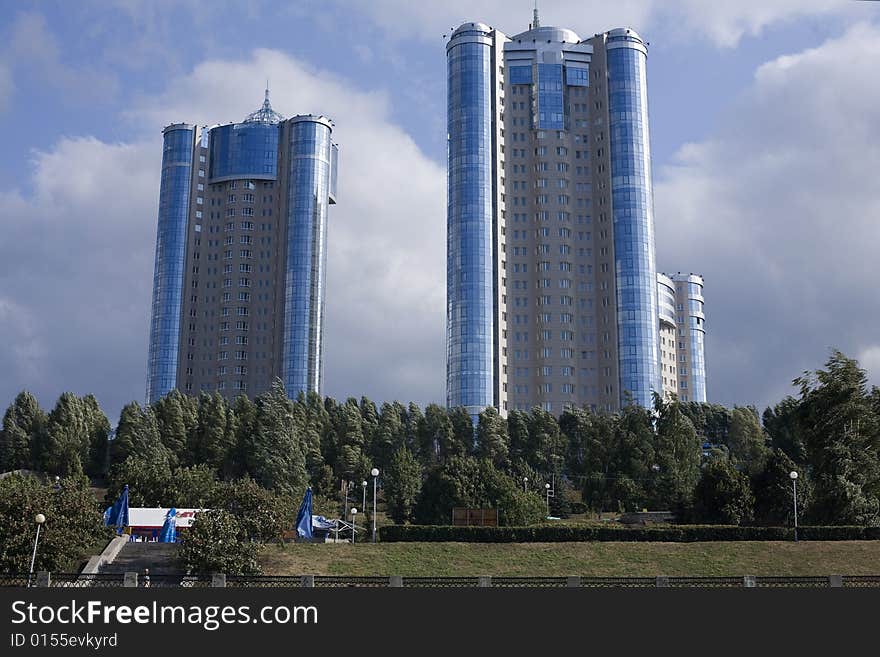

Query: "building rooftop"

xmin=243 ymin=86 xmax=285 ymax=125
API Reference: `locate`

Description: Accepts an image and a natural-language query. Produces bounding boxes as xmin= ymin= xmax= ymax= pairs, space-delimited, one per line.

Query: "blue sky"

xmin=1 ymin=0 xmax=879 ymax=423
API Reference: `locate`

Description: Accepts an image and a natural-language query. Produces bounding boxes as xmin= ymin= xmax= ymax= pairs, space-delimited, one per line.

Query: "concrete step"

xmin=99 ymin=542 xmax=182 ymax=576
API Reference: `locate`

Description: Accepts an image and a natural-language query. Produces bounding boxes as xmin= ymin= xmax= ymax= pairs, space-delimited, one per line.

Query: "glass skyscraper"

xmin=145 ymin=90 xmax=338 ymax=403
xmin=446 ymin=14 xmax=706 ymax=416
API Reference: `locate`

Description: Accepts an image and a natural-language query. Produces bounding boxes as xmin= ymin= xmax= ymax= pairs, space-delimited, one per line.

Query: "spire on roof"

xmin=243 ymin=83 xmax=284 ymax=124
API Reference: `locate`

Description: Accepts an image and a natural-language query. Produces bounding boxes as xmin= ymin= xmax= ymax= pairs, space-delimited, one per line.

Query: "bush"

xmin=0 ymin=473 xmax=110 ymax=572
xmin=208 ymin=478 xmax=294 ymax=543
xmin=179 ymin=509 xmax=260 ymax=575
xmin=377 ymin=524 xmax=880 ymax=543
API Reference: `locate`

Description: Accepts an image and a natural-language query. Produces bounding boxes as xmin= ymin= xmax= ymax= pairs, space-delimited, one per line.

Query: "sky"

xmin=0 ymin=0 xmax=878 ymax=425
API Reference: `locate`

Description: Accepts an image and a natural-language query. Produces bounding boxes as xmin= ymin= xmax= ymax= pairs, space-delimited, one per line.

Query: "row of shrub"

xmin=378 ymin=524 xmax=880 ymax=543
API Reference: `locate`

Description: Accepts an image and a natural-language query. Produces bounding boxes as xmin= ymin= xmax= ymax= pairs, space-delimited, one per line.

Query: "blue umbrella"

xmin=103 ymin=485 xmax=129 ymax=535
xmin=159 ymin=507 xmax=177 ymax=543
xmin=295 ymin=487 xmax=313 ymax=540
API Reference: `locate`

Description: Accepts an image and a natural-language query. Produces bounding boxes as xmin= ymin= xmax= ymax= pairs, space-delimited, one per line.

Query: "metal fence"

xmin=4 ymin=572 xmax=879 ymax=588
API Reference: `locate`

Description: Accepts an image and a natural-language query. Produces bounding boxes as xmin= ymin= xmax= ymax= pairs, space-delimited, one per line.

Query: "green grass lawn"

xmin=260 ymin=541 xmax=880 ymax=577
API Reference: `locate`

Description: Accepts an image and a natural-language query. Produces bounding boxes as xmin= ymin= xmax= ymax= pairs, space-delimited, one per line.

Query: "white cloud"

xmin=0 ymin=49 xmax=446 ymax=419
xmin=342 ymin=0 xmax=863 ymax=48
xmin=654 ymin=22 xmax=880 ymax=408
xmin=6 ymin=12 xmax=118 ymax=102
xmin=0 ymin=138 xmax=159 ymax=414
xmin=857 ymin=346 xmax=880 ymax=389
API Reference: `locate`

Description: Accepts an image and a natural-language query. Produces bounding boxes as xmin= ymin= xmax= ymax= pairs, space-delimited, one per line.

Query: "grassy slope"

xmin=260 ymin=541 xmax=880 ymax=577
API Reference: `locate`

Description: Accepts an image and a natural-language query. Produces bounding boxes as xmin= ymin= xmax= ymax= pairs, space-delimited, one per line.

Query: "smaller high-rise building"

xmin=145 ymin=90 xmax=338 ymax=404
xmin=658 ymin=272 xmax=706 ymax=402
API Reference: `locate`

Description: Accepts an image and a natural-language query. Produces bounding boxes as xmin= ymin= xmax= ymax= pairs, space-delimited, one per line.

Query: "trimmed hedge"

xmin=378 ymin=524 xmax=880 ymax=543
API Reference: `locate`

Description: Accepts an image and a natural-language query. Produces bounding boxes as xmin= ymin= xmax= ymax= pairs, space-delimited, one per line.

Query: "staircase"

xmin=99 ymin=543 xmax=182 ymax=576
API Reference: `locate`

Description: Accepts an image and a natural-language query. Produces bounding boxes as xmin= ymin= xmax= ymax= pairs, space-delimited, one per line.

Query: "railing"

xmin=4 ymin=573 xmax=879 ymax=588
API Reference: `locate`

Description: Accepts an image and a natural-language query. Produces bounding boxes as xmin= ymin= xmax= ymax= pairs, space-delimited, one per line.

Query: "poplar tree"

xmin=0 ymin=391 xmax=46 ymax=472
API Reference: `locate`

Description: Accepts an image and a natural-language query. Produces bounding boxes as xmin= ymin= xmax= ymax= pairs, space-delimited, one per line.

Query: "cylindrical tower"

xmin=446 ymin=22 xmax=498 ymax=419
xmin=282 ymin=115 xmax=333 ymax=397
xmin=146 ymin=124 xmax=195 ymax=403
xmin=683 ymin=274 xmax=706 ymax=402
xmin=606 ymin=29 xmax=660 ymax=408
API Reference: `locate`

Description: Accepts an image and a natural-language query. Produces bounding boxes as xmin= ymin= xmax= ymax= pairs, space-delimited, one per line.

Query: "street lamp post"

xmin=28 ymin=513 xmax=46 ymax=588
xmin=790 ymin=471 xmax=799 ymax=542
xmin=361 ymin=480 xmax=367 ymax=519
xmin=350 ymin=508 xmax=358 ymax=544
xmin=523 ymin=477 xmax=528 ymax=492
xmin=371 ymin=468 xmax=379 ymax=543
xmin=545 ymin=483 xmax=553 ymax=517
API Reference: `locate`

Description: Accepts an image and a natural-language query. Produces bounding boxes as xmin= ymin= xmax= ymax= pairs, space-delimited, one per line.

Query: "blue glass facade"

xmin=537 ymin=63 xmax=564 ymax=129
xmin=146 ymin=124 xmax=194 ymax=403
xmin=208 ymin=122 xmax=279 ymax=182
xmin=687 ymin=279 xmax=707 ymax=402
xmin=282 ymin=118 xmax=332 ymax=397
xmin=446 ymin=26 xmax=496 ymax=416
xmin=607 ymin=34 xmax=660 ymax=408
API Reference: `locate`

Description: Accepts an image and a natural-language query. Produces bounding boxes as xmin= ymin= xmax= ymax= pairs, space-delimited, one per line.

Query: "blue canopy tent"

xmin=159 ymin=507 xmax=177 ymax=543
xmin=103 ymin=485 xmax=129 ymax=535
xmin=295 ymin=487 xmax=313 ymax=540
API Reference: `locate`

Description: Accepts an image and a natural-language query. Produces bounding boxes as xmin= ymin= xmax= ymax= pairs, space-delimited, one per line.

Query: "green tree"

xmin=693 ymin=459 xmax=755 ymax=525
xmin=418 ymin=404 xmax=453 ymax=465
xmin=0 ymin=473 xmax=109 ymax=572
xmin=372 ymin=402 xmax=406 ymax=471
xmin=247 ymin=380 xmax=307 ymax=497
xmin=562 ymin=408 xmax=613 ymax=512
xmin=167 ymin=464 xmax=219 ymax=507
xmin=526 ymin=408 xmax=566 ymax=475
xmin=41 ymin=393 xmax=90 ymax=477
xmin=227 ymin=395 xmax=257 ymax=480
xmin=105 ymin=455 xmax=172 ymax=507
xmin=190 ymin=393 xmax=235 ymax=472
xmin=383 ymin=447 xmax=422 ymax=524
xmin=507 ymin=410 xmax=531 ymax=464
xmin=727 ymin=406 xmax=769 ymax=475
xmin=752 ymin=449 xmax=810 ymax=526
xmin=762 ymin=396 xmax=806 ymax=464
xmin=81 ymin=395 xmax=111 ymax=477
xmin=179 ymin=510 xmax=260 ymax=575
xmin=209 ymin=477 xmax=295 ymax=543
xmin=0 ymin=391 xmax=46 ymax=472
xmin=794 ymin=350 xmax=880 ymax=525
xmin=606 ymin=405 xmax=655 ymax=512
xmin=476 ymin=407 xmax=509 ymax=469
xmin=111 ymin=402 xmax=167 ymax=465
xmin=651 ymin=394 xmax=701 ymax=510
xmin=334 ymin=400 xmax=368 ymax=482
xmin=448 ymin=406 xmax=476 ymax=458
xmin=153 ymin=390 xmax=197 ymax=467
xmin=404 ymin=403 xmax=424 ymax=454
xmin=359 ymin=396 xmax=379 ymax=456
xmin=414 ymin=457 xmax=544 ymax=526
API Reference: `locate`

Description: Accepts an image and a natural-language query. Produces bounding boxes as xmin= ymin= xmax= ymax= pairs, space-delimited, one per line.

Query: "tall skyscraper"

xmin=146 ymin=90 xmax=338 ymax=403
xmin=446 ymin=14 xmax=705 ymax=417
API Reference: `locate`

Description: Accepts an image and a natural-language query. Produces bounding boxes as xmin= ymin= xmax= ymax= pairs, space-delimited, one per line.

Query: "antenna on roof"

xmin=533 ymin=1 xmax=540 ymax=29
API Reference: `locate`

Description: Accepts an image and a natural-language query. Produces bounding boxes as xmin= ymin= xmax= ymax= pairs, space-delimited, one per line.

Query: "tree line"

xmin=1 ymin=349 xmax=878 ymax=529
